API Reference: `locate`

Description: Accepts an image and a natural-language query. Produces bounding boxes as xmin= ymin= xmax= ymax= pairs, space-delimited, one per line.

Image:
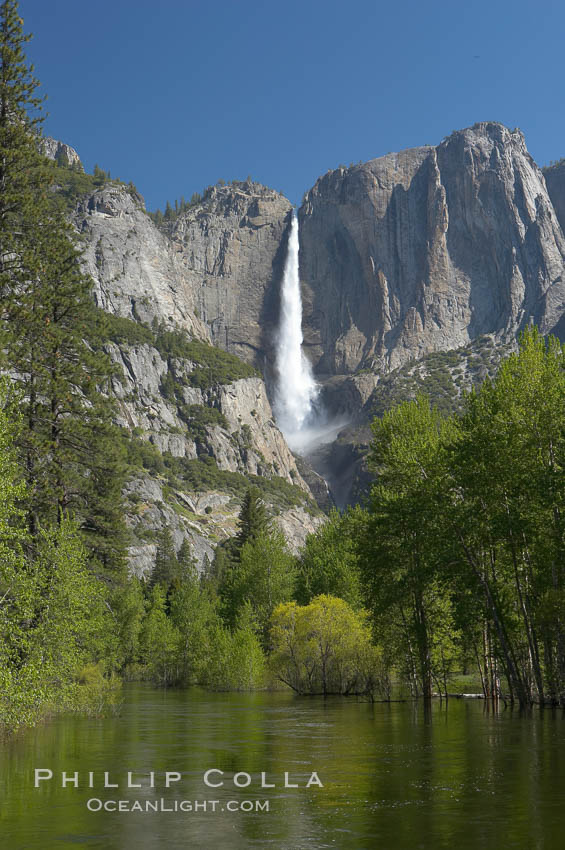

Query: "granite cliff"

xmin=44 ymin=121 xmax=565 ymax=564
xmin=167 ymin=183 xmax=292 ymax=365
xmin=545 ymin=160 xmax=565 ymax=234
xmin=102 ymin=319 xmax=321 ymax=574
xmin=37 ymin=148 xmax=324 ymax=572
xmin=39 ymin=135 xmax=82 ymax=169
xmin=298 ymin=122 xmax=565 ymax=381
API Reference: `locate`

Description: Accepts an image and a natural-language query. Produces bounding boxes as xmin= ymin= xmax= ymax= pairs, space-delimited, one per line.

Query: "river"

xmin=1 ymin=684 xmax=563 ymax=849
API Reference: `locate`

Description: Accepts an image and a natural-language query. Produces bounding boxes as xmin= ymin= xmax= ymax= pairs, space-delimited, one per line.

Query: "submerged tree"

xmin=360 ymin=396 xmax=457 ymax=700
xmin=270 ymin=596 xmax=387 ymax=697
xmin=0 ymin=381 xmax=119 ymax=730
xmin=356 ymin=328 xmax=565 ymax=707
xmin=446 ymin=329 xmax=565 ymax=705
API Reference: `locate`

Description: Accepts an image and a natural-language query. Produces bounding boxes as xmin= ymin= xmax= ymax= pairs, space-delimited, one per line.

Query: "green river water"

xmin=1 ymin=683 xmax=564 ymax=849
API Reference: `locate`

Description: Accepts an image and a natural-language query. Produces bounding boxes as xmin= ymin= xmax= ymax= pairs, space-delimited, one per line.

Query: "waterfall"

xmin=273 ymin=213 xmax=319 ymax=451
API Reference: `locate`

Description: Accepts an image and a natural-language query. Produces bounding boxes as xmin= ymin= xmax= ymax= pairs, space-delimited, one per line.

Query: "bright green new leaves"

xmin=356 ymin=328 xmax=565 ymax=705
xmin=140 ymin=584 xmax=181 ymax=686
xmin=270 ymin=595 xmax=386 ymax=697
xmin=0 ymin=510 xmax=119 ymax=730
xmin=138 ymin=572 xmax=266 ymax=691
xmin=0 ymin=379 xmax=120 ymax=732
xmin=203 ymin=604 xmax=266 ymax=692
xmin=448 ymin=328 xmax=565 ymax=704
xmin=360 ymin=395 xmax=456 ymax=699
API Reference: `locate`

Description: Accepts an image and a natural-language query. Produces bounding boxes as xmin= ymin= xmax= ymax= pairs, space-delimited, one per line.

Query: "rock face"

xmin=39 ymin=136 xmax=82 ymax=169
xmin=168 ymin=182 xmax=292 ymax=365
xmin=65 ymin=178 xmax=321 ymax=574
xmin=320 ymin=334 xmax=515 ymax=507
xmin=53 ymin=121 xmax=565 ymax=559
xmin=109 ymin=337 xmax=306 ymax=485
xmin=299 ymin=122 xmax=565 ymax=377
xmin=545 ymin=162 xmax=565 ymax=239
xmin=73 ymin=186 xmax=210 ymax=340
xmin=105 ymin=332 xmax=320 ymax=573
xmin=74 ymin=181 xmax=292 ymax=369
xmin=75 ymin=122 xmax=565 ymax=391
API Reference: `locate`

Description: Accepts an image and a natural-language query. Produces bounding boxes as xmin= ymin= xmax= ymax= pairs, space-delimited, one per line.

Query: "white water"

xmin=273 ymin=214 xmax=320 ymax=452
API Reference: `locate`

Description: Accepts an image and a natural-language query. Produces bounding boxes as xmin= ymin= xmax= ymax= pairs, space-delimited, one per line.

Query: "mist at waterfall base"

xmin=273 ymin=214 xmax=347 ymax=456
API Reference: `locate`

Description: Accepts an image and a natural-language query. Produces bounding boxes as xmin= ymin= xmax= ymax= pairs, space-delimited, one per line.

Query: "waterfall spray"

xmin=273 ymin=213 xmax=319 ymax=450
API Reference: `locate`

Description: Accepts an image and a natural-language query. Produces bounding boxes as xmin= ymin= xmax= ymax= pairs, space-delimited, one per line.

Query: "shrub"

xmin=270 ymin=596 xmax=388 ymax=697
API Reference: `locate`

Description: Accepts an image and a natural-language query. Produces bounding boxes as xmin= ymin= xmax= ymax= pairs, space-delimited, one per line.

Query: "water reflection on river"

xmin=1 ymin=685 xmax=563 ymax=849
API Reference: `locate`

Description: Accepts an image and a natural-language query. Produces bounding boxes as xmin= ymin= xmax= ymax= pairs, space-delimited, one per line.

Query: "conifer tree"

xmin=150 ymin=527 xmax=179 ymax=590
xmin=235 ymin=486 xmax=270 ymax=550
xmin=177 ymin=538 xmax=197 ymax=583
xmin=0 ymin=0 xmax=128 ymax=575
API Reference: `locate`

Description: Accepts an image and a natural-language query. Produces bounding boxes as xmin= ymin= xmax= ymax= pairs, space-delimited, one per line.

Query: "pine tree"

xmin=151 ymin=527 xmax=179 ymax=590
xmin=0 ymin=1 xmax=46 ymax=286
xmin=235 ymin=486 xmax=270 ymax=550
xmin=0 ymin=379 xmax=120 ymax=729
xmin=177 ymin=538 xmax=197 ymax=584
xmin=0 ymin=1 xmax=128 ymax=575
xmin=220 ymin=529 xmax=295 ymax=640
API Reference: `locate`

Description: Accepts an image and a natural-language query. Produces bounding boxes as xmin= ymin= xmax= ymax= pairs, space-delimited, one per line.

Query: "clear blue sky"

xmin=21 ymin=0 xmax=565 ymax=211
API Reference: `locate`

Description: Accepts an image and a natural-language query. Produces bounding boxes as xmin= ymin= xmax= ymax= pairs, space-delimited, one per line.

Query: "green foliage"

xmin=445 ymin=329 xmax=565 ymax=705
xmin=0 ymin=3 xmax=131 ymax=731
xmin=355 ymin=328 xmax=565 ymax=705
xmin=235 ymin=486 xmax=271 ymax=549
xmin=360 ymin=395 xmax=459 ymax=699
xmin=270 ymin=596 xmax=387 ymax=697
xmin=169 ymin=572 xmax=220 ymax=683
xmin=44 ymin=160 xmax=107 ymax=212
xmin=542 ymin=157 xmax=565 ymax=173
xmin=296 ymin=507 xmax=365 ymax=608
xmin=214 ymin=491 xmax=294 ymax=641
xmin=40 ymin=145 xmax=141 ymax=215
xmin=149 ymin=179 xmax=257 ymax=229
xmin=150 ymin=527 xmax=179 ymax=591
xmin=101 ymin=310 xmax=154 ymax=347
xmin=154 ymin=326 xmax=259 ymax=388
xmin=0 ymin=0 xmax=277 ymax=725
xmin=99 ymin=312 xmax=259 ymax=392
xmin=113 ymin=576 xmax=146 ymax=673
xmin=0 ymin=506 xmax=120 ymax=730
xmin=44 ymin=153 xmax=141 ymax=215
xmin=140 ymin=567 xmax=266 ymax=691
xmin=74 ymin=664 xmax=122 ymax=718
xmin=139 ymin=584 xmax=181 ymax=686
xmin=0 ymin=2 xmax=128 ymax=576
xmin=177 ymin=404 xmax=229 ymax=439
xmin=122 ymin=432 xmax=166 ymax=476
xmin=148 ymin=192 xmax=203 ymax=226
xmin=365 ymin=336 xmax=506 ymax=420
xmin=219 ymin=529 xmax=296 ymax=639
xmin=160 ymin=453 xmax=310 ymax=510
xmin=239 ymin=423 xmax=253 ymax=447
xmin=203 ymin=608 xmax=266 ymax=691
